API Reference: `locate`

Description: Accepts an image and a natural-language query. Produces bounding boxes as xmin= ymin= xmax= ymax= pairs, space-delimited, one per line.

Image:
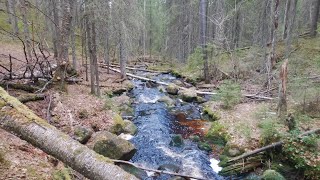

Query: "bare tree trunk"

xmin=310 ymin=0 xmax=320 ymax=37
xmin=149 ymin=1 xmax=152 ymax=59
xmin=104 ymin=30 xmax=110 ymax=74
xmin=71 ymin=11 xmax=77 ymax=70
xmin=200 ymin=0 xmax=209 ymax=83
xmin=20 ymin=0 xmax=33 ymax=78
xmin=0 ymin=87 xmax=138 ymax=180
xmin=143 ymin=0 xmax=146 ymax=60
xmin=7 ymin=0 xmax=19 ymax=35
xmin=119 ymin=27 xmax=127 ymax=79
xmin=52 ymin=0 xmax=60 ymax=58
xmin=266 ymin=0 xmax=279 ymax=89
xmin=283 ymin=0 xmax=291 ymax=40
xmin=86 ymin=15 xmax=96 ymax=95
xmin=92 ymin=16 xmax=101 ymax=97
xmin=278 ymin=59 xmax=288 ymax=119
xmin=55 ymin=0 xmax=74 ymax=91
xmin=285 ymin=0 xmax=298 ymax=59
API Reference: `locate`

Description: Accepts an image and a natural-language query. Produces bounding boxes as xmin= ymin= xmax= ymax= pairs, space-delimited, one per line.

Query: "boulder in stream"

xmin=87 ymin=131 xmax=136 ymax=160
xmin=123 ymin=120 xmax=137 ymax=135
xmin=179 ymin=88 xmax=197 ymax=102
xmin=158 ymin=163 xmax=180 ymax=173
xmin=159 ymin=95 xmax=175 ymax=107
xmin=166 ymin=83 xmax=179 ymax=95
xmin=110 ymin=114 xmax=137 ymax=135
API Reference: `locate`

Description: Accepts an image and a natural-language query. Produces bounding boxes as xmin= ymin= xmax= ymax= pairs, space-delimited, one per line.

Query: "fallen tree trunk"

xmin=228 ymin=128 xmax=320 ymax=163
xmin=17 ymin=93 xmax=45 ymax=103
xmin=104 ymin=65 xmax=274 ymax=100
xmin=0 ymin=87 xmax=137 ymax=180
xmin=0 ymin=82 xmax=40 ymax=93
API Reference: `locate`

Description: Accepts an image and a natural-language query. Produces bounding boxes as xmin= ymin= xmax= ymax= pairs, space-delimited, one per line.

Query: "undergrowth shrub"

xmin=215 ymin=80 xmax=241 ymax=109
xmin=283 ymin=133 xmax=320 ymax=180
xmin=205 ymin=122 xmax=229 ymax=146
xmin=258 ymin=118 xmax=282 ymax=145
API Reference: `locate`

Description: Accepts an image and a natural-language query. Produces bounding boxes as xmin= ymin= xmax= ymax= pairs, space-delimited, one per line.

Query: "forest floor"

xmin=0 ymin=43 xmax=132 ymax=179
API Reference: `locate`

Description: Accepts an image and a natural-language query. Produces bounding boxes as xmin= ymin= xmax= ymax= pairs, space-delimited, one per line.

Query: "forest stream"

xmin=126 ymin=72 xmax=223 ymax=180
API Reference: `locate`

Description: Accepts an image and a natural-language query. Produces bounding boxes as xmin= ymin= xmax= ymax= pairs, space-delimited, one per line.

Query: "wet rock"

xmin=262 ymin=170 xmax=285 ymax=180
xmin=123 ymin=120 xmax=137 ymax=135
xmin=166 ymin=83 xmax=179 ymax=95
xmin=196 ymin=96 xmax=206 ymax=104
xmin=198 ymin=142 xmax=212 ymax=152
xmin=158 ymin=85 xmax=166 ymax=93
xmin=228 ymin=148 xmax=241 ymax=157
xmin=179 ymin=88 xmax=197 ymax=102
xmin=87 ymin=131 xmax=136 ymax=160
xmin=118 ymin=164 xmax=148 ymax=179
xmin=73 ymin=126 xmax=93 ymax=144
xmin=159 ymin=95 xmax=175 ymax=107
xmin=169 ymin=134 xmax=184 ymax=147
xmin=172 ymin=80 xmax=184 ymax=86
xmin=158 ymin=163 xmax=180 ymax=173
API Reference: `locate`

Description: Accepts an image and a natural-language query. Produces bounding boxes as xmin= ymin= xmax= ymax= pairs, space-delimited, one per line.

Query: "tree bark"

xmin=7 ymin=0 xmax=19 ymax=35
xmin=91 ymin=16 xmax=101 ymax=97
xmin=200 ymin=0 xmax=209 ymax=83
xmin=310 ymin=0 xmax=320 ymax=37
xmin=283 ymin=0 xmax=291 ymax=40
xmin=86 ymin=15 xmax=96 ymax=95
xmin=0 ymin=87 xmax=137 ymax=180
xmin=119 ymin=27 xmax=127 ymax=79
xmin=285 ymin=0 xmax=298 ymax=59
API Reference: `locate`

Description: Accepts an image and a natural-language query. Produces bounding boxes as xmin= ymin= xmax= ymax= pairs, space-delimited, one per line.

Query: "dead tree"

xmin=277 ymin=59 xmax=288 ymax=119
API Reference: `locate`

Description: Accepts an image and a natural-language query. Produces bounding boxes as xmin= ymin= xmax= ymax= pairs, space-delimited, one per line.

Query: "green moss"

xmin=205 ymin=122 xmax=229 ymax=146
xmin=198 ymin=142 xmax=212 ymax=152
xmin=203 ymin=106 xmax=221 ymax=121
xmin=262 ymin=170 xmax=285 ymax=180
xmin=52 ymin=167 xmax=72 ymax=180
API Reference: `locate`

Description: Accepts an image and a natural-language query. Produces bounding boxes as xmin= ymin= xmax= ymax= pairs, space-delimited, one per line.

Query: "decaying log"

xmin=107 ymin=64 xmax=168 ymax=74
xmin=0 ymin=82 xmax=40 ymax=93
xmin=0 ymin=87 xmax=138 ymax=180
xmin=17 ymin=93 xmax=45 ymax=103
xmin=228 ymin=128 xmax=320 ymax=163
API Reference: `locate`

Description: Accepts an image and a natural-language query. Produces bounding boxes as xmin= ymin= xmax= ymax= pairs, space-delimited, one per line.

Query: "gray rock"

xmin=87 ymin=131 xmax=136 ymax=160
xmin=159 ymin=95 xmax=175 ymax=107
xmin=158 ymin=163 xmax=180 ymax=173
xmin=179 ymin=88 xmax=197 ymax=102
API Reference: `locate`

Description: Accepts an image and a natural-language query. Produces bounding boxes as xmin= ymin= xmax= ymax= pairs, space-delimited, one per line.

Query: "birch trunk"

xmin=0 ymin=87 xmax=137 ymax=180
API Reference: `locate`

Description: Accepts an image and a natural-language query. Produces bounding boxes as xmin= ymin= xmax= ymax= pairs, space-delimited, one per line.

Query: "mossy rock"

xmin=118 ymin=164 xmax=148 ymax=179
xmin=198 ymin=142 xmax=212 ymax=152
xmin=223 ymin=143 xmax=244 ymax=157
xmin=262 ymin=170 xmax=286 ymax=180
xmin=179 ymin=88 xmax=197 ymax=102
xmin=203 ymin=106 xmax=221 ymax=121
xmin=159 ymin=95 xmax=175 ymax=107
xmin=123 ymin=120 xmax=137 ymax=135
xmin=87 ymin=131 xmax=136 ymax=160
xmin=166 ymin=83 xmax=179 ymax=95
xmin=196 ymin=96 xmax=206 ymax=104
xmin=123 ymin=80 xmax=134 ymax=91
xmin=73 ymin=126 xmax=93 ymax=144
xmin=109 ymin=113 xmax=125 ymax=135
xmin=169 ymin=134 xmax=184 ymax=147
xmin=190 ymin=135 xmax=200 ymax=142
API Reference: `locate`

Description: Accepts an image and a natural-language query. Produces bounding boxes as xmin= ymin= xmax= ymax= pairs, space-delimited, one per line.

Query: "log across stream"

xmin=126 ymin=72 xmax=224 ymax=180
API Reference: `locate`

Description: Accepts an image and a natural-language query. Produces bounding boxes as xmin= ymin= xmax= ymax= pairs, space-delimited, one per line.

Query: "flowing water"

xmin=128 ymin=72 xmax=223 ymax=180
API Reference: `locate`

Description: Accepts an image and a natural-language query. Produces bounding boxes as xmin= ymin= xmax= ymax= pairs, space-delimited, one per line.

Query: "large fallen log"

xmin=0 ymin=87 xmax=138 ymax=180
xmin=228 ymin=128 xmax=320 ymax=163
xmin=104 ymin=65 xmax=274 ymax=100
xmin=17 ymin=93 xmax=45 ymax=103
xmin=106 ymin=64 xmax=168 ymax=74
xmin=0 ymin=82 xmax=40 ymax=93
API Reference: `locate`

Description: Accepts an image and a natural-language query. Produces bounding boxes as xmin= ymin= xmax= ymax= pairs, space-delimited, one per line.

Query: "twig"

xmin=47 ymin=95 xmax=52 ymax=124
xmin=111 ymin=159 xmax=208 ymax=180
